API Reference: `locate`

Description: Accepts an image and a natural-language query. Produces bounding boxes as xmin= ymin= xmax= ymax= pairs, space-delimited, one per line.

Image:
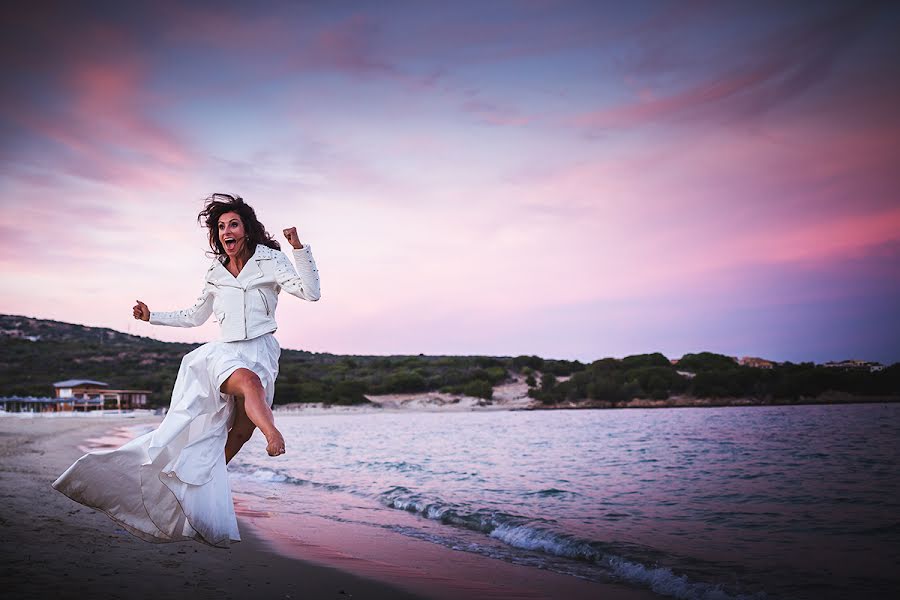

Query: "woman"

xmin=52 ymin=193 xmax=321 ymax=547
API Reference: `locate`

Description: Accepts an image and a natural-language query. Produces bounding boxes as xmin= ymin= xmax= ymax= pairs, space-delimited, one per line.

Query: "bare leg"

xmin=220 ymin=368 xmax=285 ymax=457
xmin=224 ymin=397 xmax=256 ymax=464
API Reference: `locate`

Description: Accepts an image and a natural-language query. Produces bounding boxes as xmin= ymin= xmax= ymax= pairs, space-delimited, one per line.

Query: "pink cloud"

xmin=717 ymin=207 xmax=900 ymax=267
xmin=307 ymin=14 xmax=396 ymax=76
xmin=67 ymin=63 xmax=191 ymax=166
xmin=2 ymin=55 xmax=195 ymax=188
xmin=162 ymin=6 xmax=446 ymax=92
xmin=460 ymin=96 xmax=532 ymax=127
xmin=157 ymin=3 xmax=288 ymax=49
xmin=0 ymin=10 xmax=198 ymax=188
xmin=575 ymin=68 xmax=771 ymax=129
xmin=488 ymin=110 xmax=900 ymax=309
xmin=574 ymin=2 xmax=882 ymax=132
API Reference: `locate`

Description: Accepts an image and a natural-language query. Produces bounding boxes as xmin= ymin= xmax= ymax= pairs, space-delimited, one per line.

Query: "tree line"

xmin=526 ymin=352 xmax=900 ymax=406
xmin=1 ymin=315 xmax=897 ymax=407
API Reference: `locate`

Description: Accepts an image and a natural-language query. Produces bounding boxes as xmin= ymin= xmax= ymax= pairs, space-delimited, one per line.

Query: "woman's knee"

xmin=224 ymin=368 xmax=263 ymax=395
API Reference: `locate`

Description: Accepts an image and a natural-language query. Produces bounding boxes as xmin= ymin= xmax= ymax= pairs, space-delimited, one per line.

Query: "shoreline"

xmin=236 ymin=500 xmax=658 ymax=600
xmin=1 ymin=414 xmax=658 ymax=600
xmin=520 ymin=393 xmax=900 ymax=411
xmin=271 ymin=390 xmax=900 ymax=415
xmin=0 ymin=415 xmax=423 ymax=600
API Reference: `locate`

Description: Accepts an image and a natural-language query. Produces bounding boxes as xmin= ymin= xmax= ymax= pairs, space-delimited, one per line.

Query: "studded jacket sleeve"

xmin=148 ymin=282 xmax=216 ymax=328
xmin=275 ymin=245 xmax=321 ymax=301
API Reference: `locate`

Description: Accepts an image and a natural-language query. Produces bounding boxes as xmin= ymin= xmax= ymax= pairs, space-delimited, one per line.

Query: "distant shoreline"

xmin=523 ymin=393 xmax=900 ymax=411
xmin=3 ymin=392 xmax=896 ymax=418
xmin=270 ymin=389 xmax=900 ymax=414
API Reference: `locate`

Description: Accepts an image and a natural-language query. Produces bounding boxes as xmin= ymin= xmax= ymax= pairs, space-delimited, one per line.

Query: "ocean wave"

xmin=230 ymin=465 xmax=344 ymax=492
xmin=523 ymin=487 xmax=580 ymax=498
xmin=379 ymin=485 xmax=521 ymax=533
xmin=378 ymin=486 xmax=766 ymax=600
xmin=606 ymin=557 xmax=766 ymax=600
xmin=233 ymin=473 xmax=766 ymax=600
xmin=489 ymin=523 xmax=600 ymax=560
xmin=494 ymin=524 xmax=767 ymax=599
xmin=354 ymin=460 xmax=425 ymax=472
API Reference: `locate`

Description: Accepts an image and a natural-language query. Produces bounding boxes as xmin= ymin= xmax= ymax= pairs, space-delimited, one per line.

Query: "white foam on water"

xmin=489 ymin=523 xmax=600 ymax=561
xmin=606 ymin=556 xmax=767 ymax=600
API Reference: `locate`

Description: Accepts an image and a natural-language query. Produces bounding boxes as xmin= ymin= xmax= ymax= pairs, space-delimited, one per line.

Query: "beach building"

xmin=0 ymin=396 xmax=78 ymax=413
xmin=822 ymin=360 xmax=885 ymax=372
xmin=53 ymin=379 xmax=151 ymax=411
xmin=0 ymin=380 xmax=151 ymax=413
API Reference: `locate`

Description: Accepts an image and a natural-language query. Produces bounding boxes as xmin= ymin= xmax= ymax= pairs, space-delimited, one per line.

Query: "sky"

xmin=1 ymin=0 xmax=899 ymax=365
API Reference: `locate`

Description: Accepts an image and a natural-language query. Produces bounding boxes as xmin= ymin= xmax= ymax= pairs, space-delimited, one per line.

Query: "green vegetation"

xmin=0 ymin=315 xmax=519 ymax=406
xmin=2 ymin=315 xmax=898 ymax=409
xmin=526 ymin=352 xmax=900 ymax=406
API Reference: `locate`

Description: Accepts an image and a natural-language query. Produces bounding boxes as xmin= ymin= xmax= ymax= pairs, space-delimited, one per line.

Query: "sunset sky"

xmin=1 ymin=1 xmax=898 ymax=365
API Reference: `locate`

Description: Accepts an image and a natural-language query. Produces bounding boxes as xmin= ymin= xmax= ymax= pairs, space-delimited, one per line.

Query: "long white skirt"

xmin=52 ymin=334 xmax=281 ymax=547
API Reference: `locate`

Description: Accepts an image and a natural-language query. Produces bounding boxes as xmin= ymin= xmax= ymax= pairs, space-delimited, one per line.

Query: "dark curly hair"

xmin=198 ymin=193 xmax=280 ymax=264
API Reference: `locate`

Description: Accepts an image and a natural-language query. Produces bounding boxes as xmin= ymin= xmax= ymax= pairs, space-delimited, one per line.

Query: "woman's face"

xmin=218 ymin=211 xmax=248 ymax=259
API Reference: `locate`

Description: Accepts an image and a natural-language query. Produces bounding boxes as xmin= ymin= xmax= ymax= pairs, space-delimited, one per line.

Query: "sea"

xmin=147 ymin=403 xmax=900 ymax=599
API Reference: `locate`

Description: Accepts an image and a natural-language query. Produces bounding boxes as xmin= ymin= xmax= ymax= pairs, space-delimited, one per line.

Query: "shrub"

xmin=621 ymin=353 xmax=671 ymax=369
xmin=383 ymin=370 xmax=428 ymax=393
xmin=513 ymin=355 xmax=544 ymax=371
xmin=462 ymin=379 xmax=493 ymax=400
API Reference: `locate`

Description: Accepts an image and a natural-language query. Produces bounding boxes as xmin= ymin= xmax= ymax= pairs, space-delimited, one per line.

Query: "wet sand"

xmin=0 ymin=415 xmax=422 ymax=600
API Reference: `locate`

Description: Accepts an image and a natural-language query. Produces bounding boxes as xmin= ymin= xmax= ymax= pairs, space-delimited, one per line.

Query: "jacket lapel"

xmin=207 ymin=245 xmax=272 ymax=288
xmin=237 ymin=253 xmax=265 ymax=286
xmin=207 ymin=263 xmax=238 ymax=287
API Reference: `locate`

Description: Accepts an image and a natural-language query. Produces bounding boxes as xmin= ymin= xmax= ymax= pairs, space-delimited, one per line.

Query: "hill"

xmin=0 ymin=314 xmax=577 ymax=406
xmin=2 ymin=314 xmax=898 ymax=408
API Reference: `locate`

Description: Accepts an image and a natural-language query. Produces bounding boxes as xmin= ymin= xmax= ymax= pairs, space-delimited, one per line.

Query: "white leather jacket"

xmin=150 ymin=243 xmax=320 ymax=342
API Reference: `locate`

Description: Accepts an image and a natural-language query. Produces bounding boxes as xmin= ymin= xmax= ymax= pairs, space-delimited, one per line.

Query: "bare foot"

xmin=265 ymin=429 xmax=286 ymax=457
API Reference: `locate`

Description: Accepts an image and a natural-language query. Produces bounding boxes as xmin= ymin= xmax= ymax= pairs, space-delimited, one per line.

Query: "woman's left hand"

xmin=283 ymin=227 xmax=303 ymax=249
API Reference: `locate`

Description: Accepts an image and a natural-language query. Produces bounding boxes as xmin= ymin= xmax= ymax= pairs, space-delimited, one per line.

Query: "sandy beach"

xmin=0 ymin=414 xmax=658 ymax=600
xmin=0 ymin=415 xmax=422 ymax=600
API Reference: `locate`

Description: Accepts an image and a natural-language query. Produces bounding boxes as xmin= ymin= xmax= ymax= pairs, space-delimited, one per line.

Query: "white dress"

xmin=52 ymin=243 xmax=319 ymax=547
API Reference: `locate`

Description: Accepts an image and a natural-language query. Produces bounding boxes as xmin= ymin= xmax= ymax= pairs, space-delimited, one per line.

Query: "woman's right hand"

xmin=133 ymin=300 xmax=150 ymax=321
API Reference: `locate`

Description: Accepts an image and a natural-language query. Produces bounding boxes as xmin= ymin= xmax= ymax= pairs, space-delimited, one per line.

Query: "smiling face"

xmin=218 ymin=211 xmax=248 ymax=260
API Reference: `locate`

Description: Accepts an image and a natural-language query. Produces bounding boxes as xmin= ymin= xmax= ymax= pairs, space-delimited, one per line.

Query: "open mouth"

xmin=224 ymin=238 xmax=236 ymax=250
